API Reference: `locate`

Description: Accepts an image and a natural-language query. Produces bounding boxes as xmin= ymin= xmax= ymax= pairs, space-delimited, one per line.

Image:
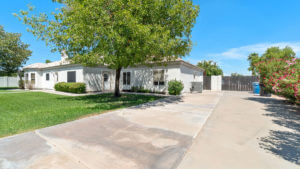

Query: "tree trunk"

xmin=114 ymin=68 xmax=122 ymax=97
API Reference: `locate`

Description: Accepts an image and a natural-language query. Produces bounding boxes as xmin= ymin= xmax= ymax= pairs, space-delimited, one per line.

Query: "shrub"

xmin=168 ymin=80 xmax=184 ymax=95
xmin=257 ymin=58 xmax=300 ymax=103
xmin=131 ymin=86 xmax=151 ymax=93
xmin=19 ymin=79 xmax=24 ymax=89
xmin=54 ymin=82 xmax=86 ymax=93
xmin=26 ymin=82 xmax=34 ymax=90
xmin=131 ymin=86 xmax=139 ymax=92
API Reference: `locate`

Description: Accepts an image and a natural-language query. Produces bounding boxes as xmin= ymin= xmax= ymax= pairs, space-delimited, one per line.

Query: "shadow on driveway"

xmin=245 ymin=97 xmax=300 ymax=164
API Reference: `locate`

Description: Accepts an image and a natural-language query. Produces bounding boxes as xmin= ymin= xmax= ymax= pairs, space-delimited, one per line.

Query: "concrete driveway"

xmin=178 ymin=91 xmax=300 ymax=169
xmin=0 ymin=92 xmax=222 ymax=169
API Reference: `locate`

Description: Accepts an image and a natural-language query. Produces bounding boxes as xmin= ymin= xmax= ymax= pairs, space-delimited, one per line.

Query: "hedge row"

xmin=54 ymin=82 xmax=86 ymax=93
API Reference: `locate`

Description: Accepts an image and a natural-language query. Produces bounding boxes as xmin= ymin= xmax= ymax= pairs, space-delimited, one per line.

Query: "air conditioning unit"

xmin=191 ymin=82 xmax=203 ymax=93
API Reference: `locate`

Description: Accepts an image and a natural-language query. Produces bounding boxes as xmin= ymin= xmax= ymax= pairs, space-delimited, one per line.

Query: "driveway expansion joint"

xmin=34 ymin=130 xmax=91 ymax=169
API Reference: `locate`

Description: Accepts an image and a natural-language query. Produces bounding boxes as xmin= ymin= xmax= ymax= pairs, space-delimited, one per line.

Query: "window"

xmin=25 ymin=73 xmax=28 ymax=82
xmin=123 ymin=72 xmax=131 ymax=85
xmin=103 ymin=73 xmax=109 ymax=82
xmin=153 ymin=70 xmax=165 ymax=86
xmin=31 ymin=73 xmax=35 ymax=84
xmin=67 ymin=71 xmax=76 ymax=82
xmin=46 ymin=73 xmax=50 ymax=81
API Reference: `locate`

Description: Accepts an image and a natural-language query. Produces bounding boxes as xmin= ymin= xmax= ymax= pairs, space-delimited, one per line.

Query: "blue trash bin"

xmin=252 ymin=82 xmax=260 ymax=94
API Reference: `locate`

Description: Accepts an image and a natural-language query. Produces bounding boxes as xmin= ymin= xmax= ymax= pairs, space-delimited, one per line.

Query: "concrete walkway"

xmin=0 ymin=91 xmax=222 ymax=169
xmin=30 ymin=90 xmax=168 ymax=97
xmin=178 ymin=91 xmax=300 ymax=169
xmin=31 ymin=89 xmax=104 ymax=96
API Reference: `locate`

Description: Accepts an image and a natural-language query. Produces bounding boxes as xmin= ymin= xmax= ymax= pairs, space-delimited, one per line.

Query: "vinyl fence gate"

xmin=222 ymin=76 xmax=258 ymax=91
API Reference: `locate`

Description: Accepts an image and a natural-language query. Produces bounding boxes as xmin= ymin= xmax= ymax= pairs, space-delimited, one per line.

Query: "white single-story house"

xmin=23 ymin=54 xmax=204 ymax=93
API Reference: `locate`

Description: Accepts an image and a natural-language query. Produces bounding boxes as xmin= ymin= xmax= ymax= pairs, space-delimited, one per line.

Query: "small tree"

xmin=45 ymin=59 xmax=51 ymax=63
xmin=247 ymin=53 xmax=260 ymax=76
xmin=197 ymin=60 xmax=223 ymax=76
xmin=231 ymin=73 xmax=243 ymax=77
xmin=16 ymin=0 xmax=199 ymax=97
xmin=0 ymin=25 xmax=31 ymax=76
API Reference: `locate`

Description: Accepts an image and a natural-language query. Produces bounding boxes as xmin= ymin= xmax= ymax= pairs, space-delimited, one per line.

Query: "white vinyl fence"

xmin=0 ymin=76 xmax=19 ymax=87
xmin=211 ymin=75 xmax=222 ymax=91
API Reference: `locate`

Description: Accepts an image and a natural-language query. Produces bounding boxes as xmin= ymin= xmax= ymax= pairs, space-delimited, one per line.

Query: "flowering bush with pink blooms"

xmin=251 ymin=47 xmax=300 ymax=104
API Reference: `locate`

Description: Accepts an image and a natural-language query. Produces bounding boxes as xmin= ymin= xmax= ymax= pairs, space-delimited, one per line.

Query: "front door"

xmin=102 ymin=72 xmax=111 ymax=91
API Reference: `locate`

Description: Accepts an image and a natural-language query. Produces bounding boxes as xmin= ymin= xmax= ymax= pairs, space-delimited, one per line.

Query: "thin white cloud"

xmin=184 ymin=42 xmax=300 ymax=75
xmin=210 ymin=42 xmax=300 ymax=59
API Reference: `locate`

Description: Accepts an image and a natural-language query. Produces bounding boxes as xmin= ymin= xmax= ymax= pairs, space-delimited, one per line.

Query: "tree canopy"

xmin=231 ymin=72 xmax=243 ymax=77
xmin=45 ymin=59 xmax=52 ymax=63
xmin=248 ymin=46 xmax=299 ymax=103
xmin=248 ymin=46 xmax=296 ymax=80
xmin=0 ymin=26 xmax=31 ymax=76
xmin=16 ymin=0 xmax=199 ymax=96
xmin=197 ymin=60 xmax=223 ymax=76
xmin=247 ymin=53 xmax=260 ymax=76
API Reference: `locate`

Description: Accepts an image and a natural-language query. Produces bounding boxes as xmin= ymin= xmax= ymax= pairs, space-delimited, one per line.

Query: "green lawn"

xmin=0 ymin=92 xmax=161 ymax=137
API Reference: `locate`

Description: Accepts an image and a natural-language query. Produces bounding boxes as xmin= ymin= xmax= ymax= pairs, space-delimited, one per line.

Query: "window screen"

xmin=46 ymin=73 xmax=50 ymax=81
xmin=67 ymin=71 xmax=76 ymax=82
xmin=153 ymin=70 xmax=165 ymax=86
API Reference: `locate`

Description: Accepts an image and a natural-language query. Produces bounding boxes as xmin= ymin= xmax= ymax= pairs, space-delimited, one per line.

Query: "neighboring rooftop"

xmin=23 ymin=60 xmax=71 ymax=69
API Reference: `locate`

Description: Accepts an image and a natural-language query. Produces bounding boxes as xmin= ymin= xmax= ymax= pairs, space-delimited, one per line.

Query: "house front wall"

xmin=83 ymin=67 xmax=115 ymax=92
xmin=24 ymin=62 xmax=203 ymax=94
xmin=180 ymin=64 xmax=203 ymax=93
xmin=24 ymin=65 xmax=84 ymax=90
xmin=121 ymin=64 xmax=181 ymax=93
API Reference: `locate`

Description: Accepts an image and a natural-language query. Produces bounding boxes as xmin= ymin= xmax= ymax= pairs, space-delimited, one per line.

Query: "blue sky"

xmin=1 ymin=0 xmax=300 ymax=75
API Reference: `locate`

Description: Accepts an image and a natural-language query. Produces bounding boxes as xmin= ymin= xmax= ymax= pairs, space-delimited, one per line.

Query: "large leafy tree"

xmin=197 ymin=60 xmax=223 ymax=76
xmin=16 ymin=0 xmax=199 ymax=96
xmin=0 ymin=26 xmax=31 ymax=76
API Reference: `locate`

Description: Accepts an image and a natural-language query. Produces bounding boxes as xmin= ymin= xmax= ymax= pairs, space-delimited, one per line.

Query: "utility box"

xmin=191 ymin=82 xmax=203 ymax=93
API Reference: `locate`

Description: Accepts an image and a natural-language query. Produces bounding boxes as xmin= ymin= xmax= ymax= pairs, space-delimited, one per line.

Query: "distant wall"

xmin=0 ymin=76 xmax=19 ymax=87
